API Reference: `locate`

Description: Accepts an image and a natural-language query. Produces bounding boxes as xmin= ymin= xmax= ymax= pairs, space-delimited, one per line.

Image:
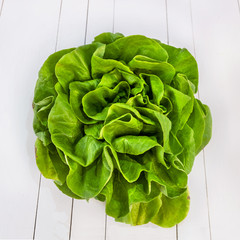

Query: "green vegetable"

xmin=33 ymin=32 xmax=212 ymax=227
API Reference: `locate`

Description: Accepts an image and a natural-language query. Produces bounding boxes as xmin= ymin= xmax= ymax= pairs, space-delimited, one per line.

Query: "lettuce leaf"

xmin=33 ymin=32 xmax=212 ymax=228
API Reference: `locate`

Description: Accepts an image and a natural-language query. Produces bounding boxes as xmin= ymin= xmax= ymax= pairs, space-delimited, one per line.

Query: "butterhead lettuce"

xmin=33 ymin=32 xmax=212 ymax=227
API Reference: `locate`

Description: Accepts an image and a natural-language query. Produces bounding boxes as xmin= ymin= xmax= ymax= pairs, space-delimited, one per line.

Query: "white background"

xmin=0 ymin=0 xmax=240 ymax=239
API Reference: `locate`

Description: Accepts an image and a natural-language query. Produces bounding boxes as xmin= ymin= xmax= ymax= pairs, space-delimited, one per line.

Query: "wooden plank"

xmin=178 ymin=154 xmax=210 ymax=240
xmin=106 ymin=1 xmax=175 ymax=239
xmin=191 ymin=0 xmax=240 ymax=239
xmin=86 ymin=0 xmax=114 ymax=43
xmin=69 ymin=0 xmax=114 ymax=239
xmin=34 ymin=1 xmax=89 ymax=240
xmin=0 ymin=0 xmax=61 ymax=239
xmin=167 ymin=0 xmax=194 ymax=49
xmin=114 ymin=0 xmax=168 ymax=42
xmin=57 ymin=0 xmax=88 ymax=49
xmin=70 ymin=199 xmax=106 ymax=240
xmin=166 ymin=0 xmax=211 ymax=239
xmin=107 ymin=217 xmax=176 ymax=240
xmin=34 ymin=177 xmax=72 ymax=240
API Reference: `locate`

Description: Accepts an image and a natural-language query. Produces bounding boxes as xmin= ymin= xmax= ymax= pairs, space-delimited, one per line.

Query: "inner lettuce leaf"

xmin=33 ymin=32 xmax=212 ymax=228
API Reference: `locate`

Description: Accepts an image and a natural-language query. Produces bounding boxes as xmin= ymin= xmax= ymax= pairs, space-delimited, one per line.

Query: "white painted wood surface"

xmin=0 ymin=0 xmax=239 ymax=239
xmin=166 ymin=1 xmax=211 ymax=239
xmin=0 ymin=0 xmax=64 ymax=239
xmin=34 ymin=1 xmax=88 ymax=239
xmin=0 ymin=0 xmax=4 ymax=16
xmin=191 ymin=0 xmax=240 ymax=239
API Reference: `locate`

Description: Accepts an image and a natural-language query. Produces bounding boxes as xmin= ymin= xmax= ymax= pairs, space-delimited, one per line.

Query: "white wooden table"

xmin=0 ymin=0 xmax=240 ymax=239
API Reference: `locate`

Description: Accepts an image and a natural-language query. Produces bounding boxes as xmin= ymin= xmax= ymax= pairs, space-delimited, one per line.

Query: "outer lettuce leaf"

xmin=151 ymin=189 xmax=190 ymax=227
xmin=55 ymin=182 xmax=82 ymax=199
xmin=196 ymin=101 xmax=212 ymax=153
xmin=66 ymin=145 xmax=114 ymax=199
xmin=55 ymin=43 xmax=103 ymax=92
xmin=116 ymin=197 xmax=162 ymax=225
xmin=48 ymin=93 xmax=84 ymax=161
xmin=91 ymin=45 xmax=132 ymax=79
xmin=159 ymin=42 xmax=198 ymax=93
xmin=146 ymin=160 xmax=188 ymax=198
xmin=94 ymin=32 xmax=124 ymax=44
xmin=35 ymin=138 xmax=69 ymax=185
xmin=103 ymin=34 xmax=169 ymax=62
xmin=33 ymin=32 xmax=212 ymax=228
xmin=101 ymin=172 xmax=162 ymax=219
xmin=33 ymin=48 xmax=75 ymax=103
xmin=33 ymin=48 xmax=75 ymax=146
xmin=177 ymin=124 xmax=195 ymax=174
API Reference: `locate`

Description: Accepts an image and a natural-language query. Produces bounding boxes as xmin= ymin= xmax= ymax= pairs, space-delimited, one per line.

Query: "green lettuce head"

xmin=33 ymin=32 xmax=212 ymax=227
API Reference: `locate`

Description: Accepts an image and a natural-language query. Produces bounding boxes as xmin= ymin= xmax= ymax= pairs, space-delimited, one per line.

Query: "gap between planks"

xmin=189 ymin=0 xmax=212 ymax=239
xmin=32 ymin=1 xmax=65 ymax=239
xmin=68 ymin=0 xmax=90 ymax=238
xmin=202 ymin=150 xmax=212 ymax=240
xmin=165 ymin=0 xmax=169 ymax=45
xmin=69 ymin=198 xmax=74 ymax=240
xmin=112 ymin=0 xmax=115 ymax=33
xmin=33 ymin=174 xmax=42 ymax=240
xmin=84 ymin=0 xmax=90 ymax=46
xmin=104 ymin=1 xmax=116 ymax=239
xmin=0 ymin=0 xmax=5 ymax=17
xmin=237 ymin=0 xmax=240 ymax=15
xmin=165 ymin=2 xmax=178 ymax=240
xmin=55 ymin=0 xmax=64 ymax=51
